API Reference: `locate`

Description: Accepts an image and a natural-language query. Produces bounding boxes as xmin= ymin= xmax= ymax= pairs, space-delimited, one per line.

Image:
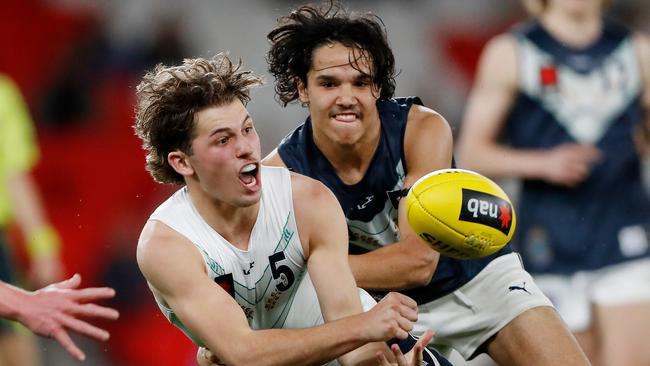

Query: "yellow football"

xmin=405 ymin=169 xmax=516 ymax=259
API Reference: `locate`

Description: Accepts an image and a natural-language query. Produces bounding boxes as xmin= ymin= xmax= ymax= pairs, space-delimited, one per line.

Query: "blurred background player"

xmin=457 ymin=0 xmax=650 ymax=364
xmin=0 ymin=73 xmax=66 ymax=365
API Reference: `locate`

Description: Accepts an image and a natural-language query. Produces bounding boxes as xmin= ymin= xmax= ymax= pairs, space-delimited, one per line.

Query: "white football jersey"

xmin=149 ymin=166 xmax=307 ymax=346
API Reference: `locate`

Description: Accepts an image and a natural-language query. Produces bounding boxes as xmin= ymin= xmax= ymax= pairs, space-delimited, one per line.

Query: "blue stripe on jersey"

xmin=278 ymin=97 xmax=511 ymax=303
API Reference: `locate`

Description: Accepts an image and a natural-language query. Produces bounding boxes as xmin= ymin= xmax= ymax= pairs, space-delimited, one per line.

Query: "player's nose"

xmin=336 ymin=84 xmax=357 ymax=106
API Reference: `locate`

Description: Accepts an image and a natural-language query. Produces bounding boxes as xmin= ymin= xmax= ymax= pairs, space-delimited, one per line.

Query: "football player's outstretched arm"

xmin=138 ymin=218 xmax=414 ymax=366
xmin=292 ymin=172 xmax=422 ymax=365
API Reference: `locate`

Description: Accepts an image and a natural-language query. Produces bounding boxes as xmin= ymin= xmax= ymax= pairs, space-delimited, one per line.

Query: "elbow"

xmin=203 ymin=341 xmax=257 ymax=366
xmin=406 ymin=249 xmax=439 ymax=288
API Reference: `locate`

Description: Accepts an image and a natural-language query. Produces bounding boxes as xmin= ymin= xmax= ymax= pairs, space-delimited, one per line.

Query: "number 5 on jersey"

xmin=269 ymin=252 xmax=295 ymax=291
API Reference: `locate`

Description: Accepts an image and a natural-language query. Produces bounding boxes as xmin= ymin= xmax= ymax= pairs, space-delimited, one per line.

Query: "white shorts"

xmin=412 ymin=252 xmax=553 ymax=360
xmin=533 ymin=257 xmax=650 ymax=332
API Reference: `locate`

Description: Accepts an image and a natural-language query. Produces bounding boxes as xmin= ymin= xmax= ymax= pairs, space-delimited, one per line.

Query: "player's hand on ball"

xmin=376 ymin=330 xmax=434 ymax=366
xmin=363 ymin=292 xmax=418 ymax=342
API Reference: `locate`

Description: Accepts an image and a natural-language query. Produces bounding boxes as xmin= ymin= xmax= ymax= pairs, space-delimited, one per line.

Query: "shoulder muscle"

xmin=403 ymin=105 xmax=453 ymax=186
xmin=290 ymin=173 xmax=348 ymax=258
xmin=262 ymin=148 xmax=287 ymax=167
xmin=136 ymin=220 xmax=207 ymax=299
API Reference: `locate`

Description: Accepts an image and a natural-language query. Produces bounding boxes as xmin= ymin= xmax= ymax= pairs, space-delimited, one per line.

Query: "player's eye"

xmin=355 ymin=77 xmax=372 ymax=87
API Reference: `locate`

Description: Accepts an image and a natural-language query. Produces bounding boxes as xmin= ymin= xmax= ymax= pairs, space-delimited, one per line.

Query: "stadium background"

xmin=2 ymin=0 xmax=648 ymax=365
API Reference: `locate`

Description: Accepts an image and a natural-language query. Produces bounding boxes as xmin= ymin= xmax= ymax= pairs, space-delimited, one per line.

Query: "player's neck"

xmin=539 ymin=11 xmax=603 ymax=48
xmin=187 ymin=187 xmax=259 ymax=250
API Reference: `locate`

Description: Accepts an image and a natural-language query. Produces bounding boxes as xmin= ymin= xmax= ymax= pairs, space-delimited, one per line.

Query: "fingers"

xmin=415 ymin=330 xmax=434 ymax=348
xmin=392 ymin=344 xmax=408 ymax=365
xmin=376 ymin=351 xmax=391 ymax=366
xmin=73 ymin=303 xmax=120 ymax=320
xmin=391 ymin=292 xmax=418 ymax=311
xmin=395 ymin=316 xmax=414 ymax=339
xmin=384 ymin=293 xmax=418 ymax=321
xmin=59 ymin=313 xmax=111 ymax=341
xmin=51 ymin=328 xmax=86 ymax=361
xmin=410 ymin=332 xmax=434 ymax=366
xmin=68 ymin=287 xmax=117 ymax=302
xmin=51 ymin=274 xmax=82 ymax=290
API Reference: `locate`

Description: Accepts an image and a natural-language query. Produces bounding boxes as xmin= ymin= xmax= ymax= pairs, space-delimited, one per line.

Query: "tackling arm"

xmin=292 ymin=173 xmax=420 ymax=365
xmin=347 ymin=106 xmax=452 ymax=290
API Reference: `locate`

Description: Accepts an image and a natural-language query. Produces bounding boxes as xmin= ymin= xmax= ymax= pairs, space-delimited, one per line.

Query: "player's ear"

xmin=168 ymin=150 xmax=194 ymax=177
xmin=297 ymin=79 xmax=309 ymax=104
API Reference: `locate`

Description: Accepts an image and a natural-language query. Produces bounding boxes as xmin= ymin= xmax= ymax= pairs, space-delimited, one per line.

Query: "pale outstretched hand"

xmin=16 ymin=274 xmax=119 ymax=361
xmin=376 ymin=330 xmax=435 ymax=366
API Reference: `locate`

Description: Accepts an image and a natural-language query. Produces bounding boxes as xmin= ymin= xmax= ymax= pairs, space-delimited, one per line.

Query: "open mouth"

xmin=239 ymin=163 xmax=259 ymax=187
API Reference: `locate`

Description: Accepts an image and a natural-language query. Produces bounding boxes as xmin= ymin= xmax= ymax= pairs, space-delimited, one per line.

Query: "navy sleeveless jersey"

xmin=278 ymin=97 xmax=511 ymax=303
xmin=507 ymin=20 xmax=650 ymax=274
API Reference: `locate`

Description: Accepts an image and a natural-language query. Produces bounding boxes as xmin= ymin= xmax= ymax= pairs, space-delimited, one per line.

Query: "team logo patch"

xmin=539 ymin=65 xmax=558 ymax=87
xmin=459 ymin=189 xmax=513 ymax=235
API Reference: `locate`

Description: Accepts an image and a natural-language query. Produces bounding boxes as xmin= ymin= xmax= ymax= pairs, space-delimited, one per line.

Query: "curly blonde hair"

xmin=134 ymin=54 xmax=263 ymax=184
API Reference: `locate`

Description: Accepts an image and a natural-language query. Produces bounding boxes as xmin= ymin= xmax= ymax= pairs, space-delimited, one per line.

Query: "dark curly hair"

xmin=267 ymin=1 xmax=396 ymax=106
xmin=134 ymin=54 xmax=263 ymax=185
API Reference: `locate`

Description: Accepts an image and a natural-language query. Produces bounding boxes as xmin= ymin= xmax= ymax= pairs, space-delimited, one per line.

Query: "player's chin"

xmin=236 ymin=192 xmax=261 ymax=207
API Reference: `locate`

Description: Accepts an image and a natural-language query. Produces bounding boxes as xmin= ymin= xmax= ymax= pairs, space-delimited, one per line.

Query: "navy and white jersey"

xmin=278 ymin=96 xmax=511 ymax=303
xmin=507 ymin=20 xmax=650 ymax=274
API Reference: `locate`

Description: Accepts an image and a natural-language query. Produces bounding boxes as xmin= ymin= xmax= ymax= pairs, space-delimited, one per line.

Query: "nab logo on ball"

xmin=460 ymin=189 xmax=513 ymax=235
xmin=405 ymin=169 xmax=516 ymax=259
